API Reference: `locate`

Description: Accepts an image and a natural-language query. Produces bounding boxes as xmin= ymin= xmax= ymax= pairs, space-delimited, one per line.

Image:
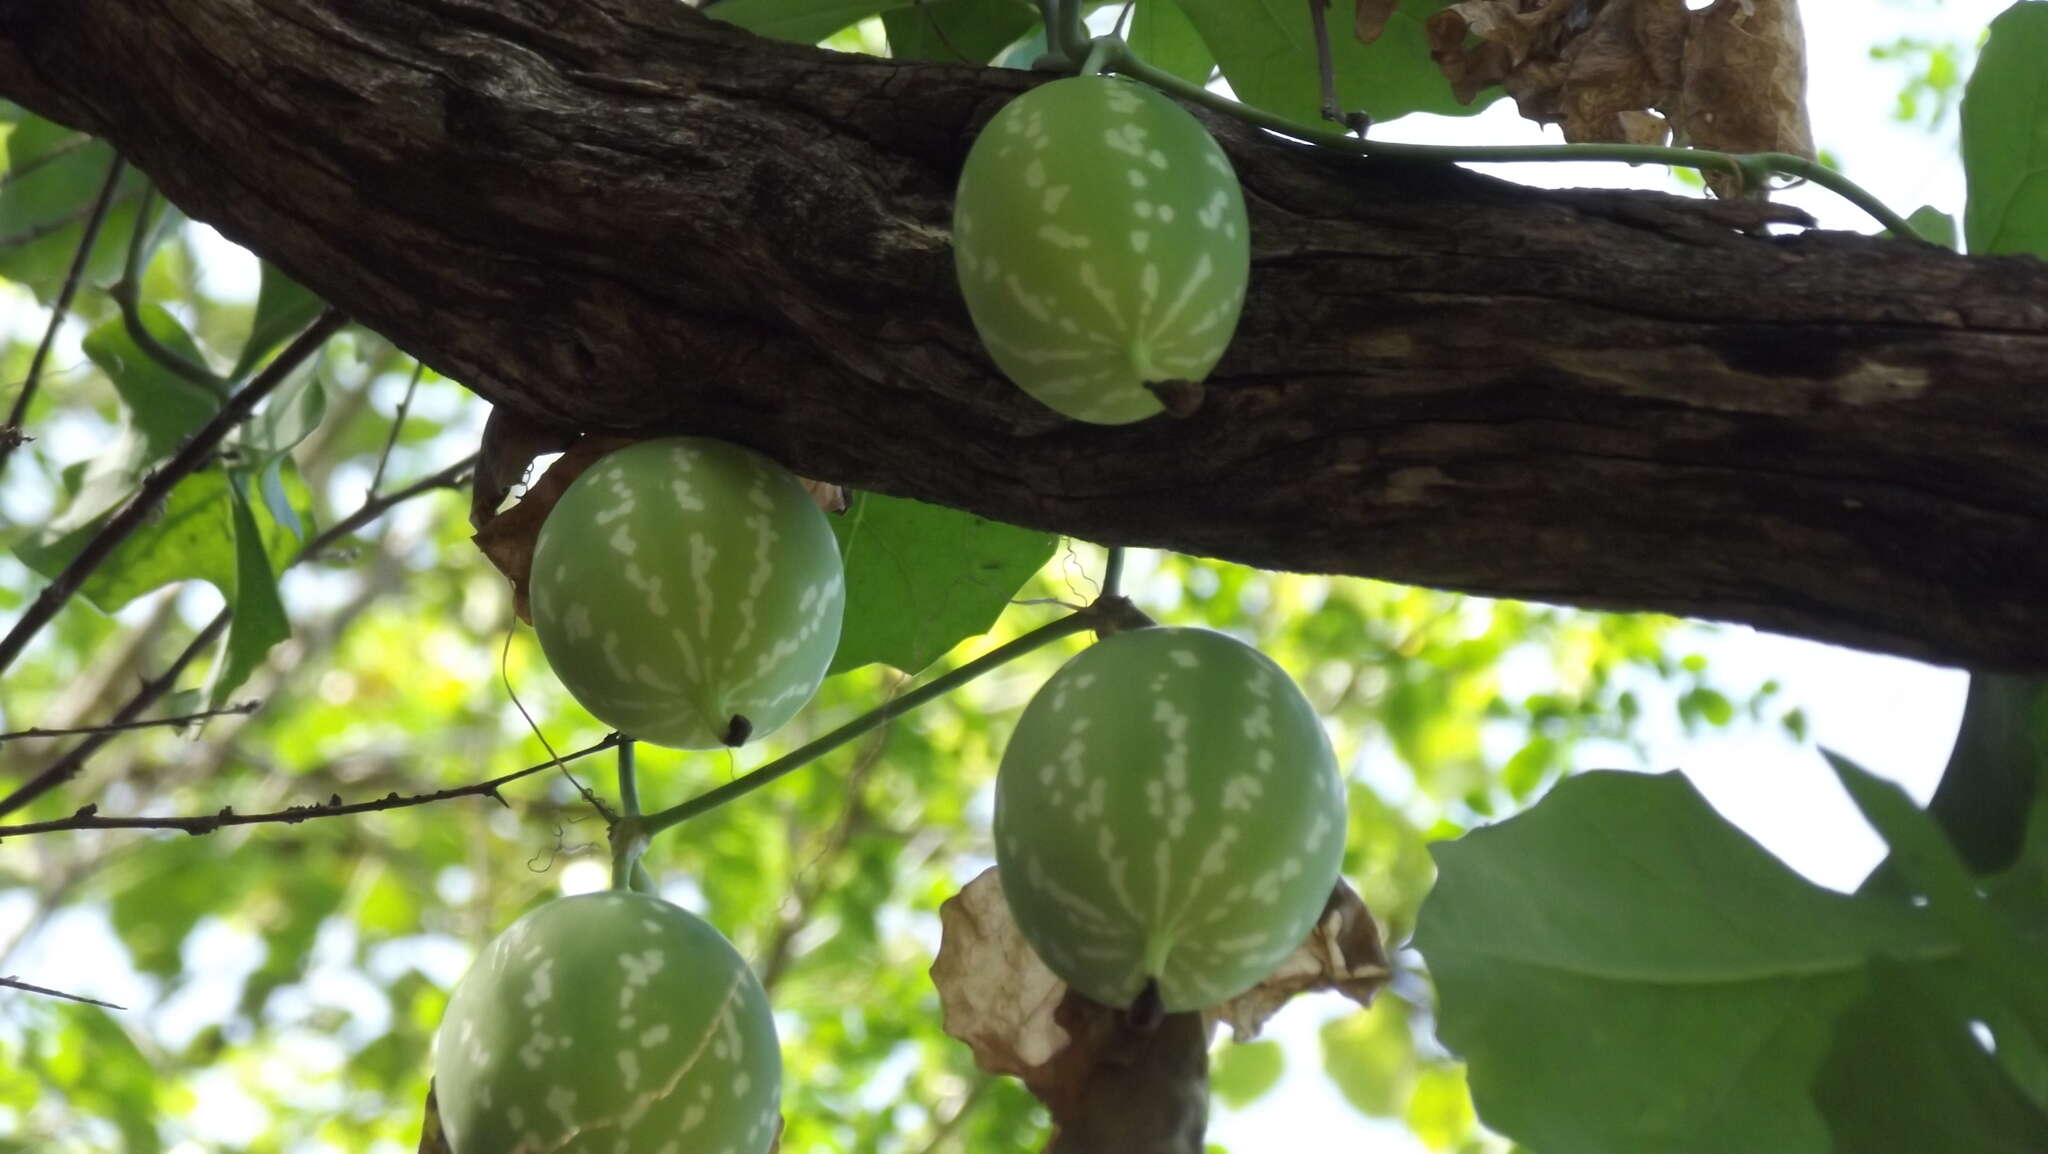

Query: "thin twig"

xmin=0 ymin=308 xmax=347 ymax=683
xmin=0 ymin=454 xmax=474 ymax=819
xmin=110 ymin=188 xmax=224 ymax=393
xmin=0 ymin=734 xmax=626 ymax=840
xmin=0 ymin=156 xmax=127 ymax=477
xmin=368 ymin=361 xmax=424 ymax=498
xmin=1308 ymin=0 xmax=1343 ymax=125
xmin=0 ymin=974 xmax=125 ymax=1010
xmin=0 ymin=700 xmax=257 ymax=744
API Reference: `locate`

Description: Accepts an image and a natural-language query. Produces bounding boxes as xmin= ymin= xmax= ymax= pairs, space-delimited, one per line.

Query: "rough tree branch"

xmin=1 ymin=0 xmax=2044 ymax=669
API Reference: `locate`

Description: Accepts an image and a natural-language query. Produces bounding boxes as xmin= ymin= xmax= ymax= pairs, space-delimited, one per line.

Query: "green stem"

xmin=115 ymin=189 xmax=228 ymax=396
xmin=1105 ymin=42 xmax=1923 ymax=240
xmin=638 ymin=609 xmax=1099 ymax=838
xmin=1102 ymin=546 xmax=1126 ymax=599
xmin=610 ymin=739 xmax=645 ymax=890
xmin=1080 ymin=35 xmax=1115 ymax=76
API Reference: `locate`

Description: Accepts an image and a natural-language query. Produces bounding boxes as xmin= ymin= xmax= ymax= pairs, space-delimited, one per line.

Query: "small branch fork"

xmin=0 ymin=733 xmax=625 ymax=841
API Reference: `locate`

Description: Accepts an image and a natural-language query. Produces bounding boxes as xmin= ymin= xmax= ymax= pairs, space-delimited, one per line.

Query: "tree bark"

xmin=3 ymin=0 xmax=2045 ymax=670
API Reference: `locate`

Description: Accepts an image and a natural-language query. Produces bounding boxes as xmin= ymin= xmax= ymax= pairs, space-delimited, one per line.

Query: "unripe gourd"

xmin=953 ymin=76 xmax=1250 ymax=425
xmin=530 ymin=437 xmax=844 ymax=750
xmin=994 ymin=627 xmax=1345 ymax=1012
xmin=433 ymin=892 xmax=781 ymax=1154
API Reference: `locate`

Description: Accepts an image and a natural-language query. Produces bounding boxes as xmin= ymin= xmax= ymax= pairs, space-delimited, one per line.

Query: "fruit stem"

xmin=610 ymin=740 xmax=646 ymax=890
xmin=1101 ymin=547 xmax=1126 ymax=599
xmin=1103 ymin=42 xmax=1926 ymax=240
xmin=639 ymin=608 xmax=1106 ymax=838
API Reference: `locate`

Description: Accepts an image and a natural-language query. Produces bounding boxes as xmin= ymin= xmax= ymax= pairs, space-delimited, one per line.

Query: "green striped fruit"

xmin=433 ymin=892 xmax=781 ymax=1154
xmin=953 ymin=76 xmax=1250 ymax=425
xmin=530 ymin=437 xmax=844 ymax=750
xmin=994 ymin=627 xmax=1345 ymax=1012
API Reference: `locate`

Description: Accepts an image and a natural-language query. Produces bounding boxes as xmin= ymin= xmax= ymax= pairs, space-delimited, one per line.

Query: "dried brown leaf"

xmin=1430 ymin=0 xmax=1813 ymax=198
xmin=1205 ymin=880 xmax=1391 ymax=1043
xmin=469 ymin=405 xmax=577 ymax=531
xmin=471 ymin=435 xmax=634 ymax=623
xmin=932 ymin=871 xmax=1390 ymax=1150
xmin=801 ymin=477 xmax=851 ymax=514
xmin=1354 ymin=0 xmax=1400 ymax=44
xmin=932 ymin=869 xmax=1208 ymax=1153
xmin=416 ymin=1083 xmax=449 ymax=1154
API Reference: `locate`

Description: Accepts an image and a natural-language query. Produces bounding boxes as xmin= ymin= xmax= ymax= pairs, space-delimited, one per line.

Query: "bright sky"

xmin=0 ymin=1 xmax=2002 ymax=1150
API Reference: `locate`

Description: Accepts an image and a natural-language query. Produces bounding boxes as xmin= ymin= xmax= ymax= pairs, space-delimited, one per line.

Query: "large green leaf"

xmin=884 ymin=0 xmax=1038 ymax=63
xmin=1174 ymin=0 xmax=1488 ymax=129
xmin=1829 ymin=752 xmax=2048 ymax=1072
xmin=80 ymin=305 xmax=223 ymax=463
xmin=0 ymin=114 xmax=149 ymax=300
xmin=207 ymin=478 xmax=293 ymax=705
xmin=1962 ymin=2 xmax=2048 ymax=256
xmin=827 ymin=492 xmax=1055 ymax=675
xmin=707 ymin=0 xmax=916 ymax=44
xmin=1813 ymin=960 xmax=2048 ymax=1153
xmin=1413 ymin=771 xmax=1951 ymax=1154
xmin=15 ymin=466 xmax=310 ymax=615
xmin=230 ymin=260 xmax=326 ymax=378
xmin=1129 ymin=0 xmax=1216 ymax=86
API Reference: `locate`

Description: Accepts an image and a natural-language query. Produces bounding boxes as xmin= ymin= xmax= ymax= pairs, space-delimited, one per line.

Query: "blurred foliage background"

xmin=0 ymin=3 xmax=1984 ymax=1151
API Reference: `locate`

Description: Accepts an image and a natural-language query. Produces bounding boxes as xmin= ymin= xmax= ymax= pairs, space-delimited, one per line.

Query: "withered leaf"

xmin=469 ymin=405 xmax=578 ymax=531
xmin=416 ymin=1083 xmax=449 ymax=1154
xmin=932 ymin=870 xmax=1390 ymax=1151
xmin=1428 ymin=0 xmax=1813 ymax=197
xmin=932 ymin=869 xmax=1207 ymax=1153
xmin=1355 ymin=0 xmax=1401 ymax=44
xmin=471 ymin=434 xmax=634 ymax=624
xmin=1206 ymin=879 xmax=1392 ymax=1043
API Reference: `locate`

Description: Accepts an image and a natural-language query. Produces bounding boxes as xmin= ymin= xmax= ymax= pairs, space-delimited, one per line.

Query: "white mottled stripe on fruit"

xmin=622 ymin=561 xmax=669 ymax=618
xmin=565 ymin=603 xmax=592 ymax=641
xmin=1147 ymin=252 xmax=1214 ymax=344
xmin=688 ymin=532 xmax=716 ymax=642
xmin=1075 ymin=263 xmax=1126 ymax=328
xmin=1025 ymin=852 xmax=1119 ymax=931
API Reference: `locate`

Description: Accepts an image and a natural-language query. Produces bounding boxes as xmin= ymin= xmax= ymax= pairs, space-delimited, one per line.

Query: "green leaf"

xmin=0 ymin=114 xmax=149 ymax=300
xmin=1962 ymin=2 xmax=2048 ymax=256
xmin=1826 ymin=750 xmax=2048 ymax=1056
xmin=1413 ymin=771 xmax=1951 ymax=1154
xmin=231 ymin=261 xmax=326 ymax=378
xmin=15 ymin=466 xmax=310 ymax=614
xmin=884 ymin=0 xmax=1038 ymax=63
xmin=80 ymin=305 xmax=223 ymax=465
xmin=1813 ymin=960 xmax=2048 ymax=1154
xmin=207 ymin=478 xmax=293 ymax=706
xmin=1922 ymin=676 xmax=2048 ymax=876
xmin=1130 ymin=0 xmax=1216 ymax=86
xmin=1173 ymin=0 xmax=1489 ymax=129
xmin=1210 ymin=1038 xmax=1285 ymax=1109
xmin=827 ymin=492 xmax=1055 ymax=675
xmin=707 ymin=0 xmax=914 ymax=44
xmin=1320 ymin=998 xmax=1415 ymax=1117
xmin=1902 ymin=204 xmax=1959 ymax=249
